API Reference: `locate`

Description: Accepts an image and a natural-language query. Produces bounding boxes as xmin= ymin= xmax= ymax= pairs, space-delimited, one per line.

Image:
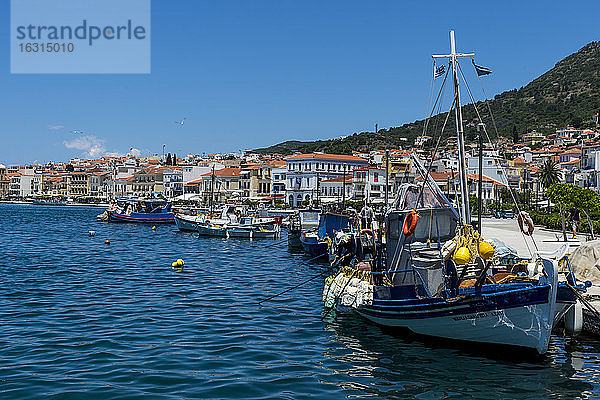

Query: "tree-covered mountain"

xmin=253 ymin=41 xmax=600 ymax=154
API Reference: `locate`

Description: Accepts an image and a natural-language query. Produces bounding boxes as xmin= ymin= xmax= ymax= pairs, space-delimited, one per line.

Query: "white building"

xmin=163 ymin=168 xmax=183 ymax=199
xmin=466 ymin=156 xmax=508 ymax=186
xmin=271 ymin=165 xmax=287 ymax=198
xmin=352 ymin=166 xmax=393 ymax=204
xmin=285 ymin=153 xmax=368 ymax=207
xmin=319 ymin=175 xmax=354 ymax=204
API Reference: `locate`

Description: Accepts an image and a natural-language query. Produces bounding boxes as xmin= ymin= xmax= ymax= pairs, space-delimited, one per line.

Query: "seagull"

xmin=175 ymin=118 xmax=186 ymax=126
xmin=71 ymin=130 xmax=84 ymax=134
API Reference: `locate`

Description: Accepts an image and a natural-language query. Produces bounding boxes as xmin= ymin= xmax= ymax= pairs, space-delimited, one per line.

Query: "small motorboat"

xmin=227 ymin=216 xmax=281 ymax=239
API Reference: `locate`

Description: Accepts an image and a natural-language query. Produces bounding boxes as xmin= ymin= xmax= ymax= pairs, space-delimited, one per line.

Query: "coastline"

xmin=0 ymin=200 xmax=109 ymax=208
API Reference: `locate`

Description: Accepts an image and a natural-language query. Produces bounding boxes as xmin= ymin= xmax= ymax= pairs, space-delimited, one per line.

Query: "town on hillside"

xmin=1 ymin=122 xmax=599 ymax=211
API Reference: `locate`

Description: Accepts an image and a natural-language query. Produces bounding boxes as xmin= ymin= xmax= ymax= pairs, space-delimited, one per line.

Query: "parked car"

xmin=494 ymin=209 xmax=514 ymax=219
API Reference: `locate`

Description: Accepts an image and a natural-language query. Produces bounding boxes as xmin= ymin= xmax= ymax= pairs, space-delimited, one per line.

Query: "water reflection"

xmin=322 ymin=311 xmax=594 ymax=399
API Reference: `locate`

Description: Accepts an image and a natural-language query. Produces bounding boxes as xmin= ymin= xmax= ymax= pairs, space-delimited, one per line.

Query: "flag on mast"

xmin=472 ymin=60 xmax=492 ymax=76
xmin=434 ymin=64 xmax=446 ymax=78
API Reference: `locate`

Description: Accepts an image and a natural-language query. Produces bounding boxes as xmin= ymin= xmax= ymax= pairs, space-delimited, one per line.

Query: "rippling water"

xmin=2 ymin=204 xmax=600 ymax=399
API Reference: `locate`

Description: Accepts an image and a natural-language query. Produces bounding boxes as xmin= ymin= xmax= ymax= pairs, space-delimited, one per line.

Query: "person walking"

xmin=359 ymin=202 xmax=374 ymax=230
xmin=567 ymin=206 xmax=581 ymax=239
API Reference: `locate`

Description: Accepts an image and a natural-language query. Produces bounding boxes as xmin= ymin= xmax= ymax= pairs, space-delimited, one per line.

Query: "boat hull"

xmin=287 ymin=229 xmax=303 ymax=248
xmin=108 ymin=211 xmax=175 ymax=224
xmin=357 ymin=285 xmax=555 ymax=354
xmin=300 ymin=235 xmax=328 ymax=257
xmin=174 ymin=215 xmax=203 ymax=232
xmin=227 ymin=228 xmax=279 ymax=239
xmin=197 ymin=225 xmax=227 ymax=237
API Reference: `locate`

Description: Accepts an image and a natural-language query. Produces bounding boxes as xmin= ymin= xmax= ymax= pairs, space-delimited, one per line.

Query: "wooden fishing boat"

xmin=322 ymin=32 xmax=582 ymax=355
xmin=107 ymin=198 xmax=174 ymax=224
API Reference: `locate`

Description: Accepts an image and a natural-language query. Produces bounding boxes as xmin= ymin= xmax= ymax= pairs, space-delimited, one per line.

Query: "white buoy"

xmin=88 ymin=230 xmax=96 ymax=237
xmin=565 ymin=302 xmax=583 ymax=335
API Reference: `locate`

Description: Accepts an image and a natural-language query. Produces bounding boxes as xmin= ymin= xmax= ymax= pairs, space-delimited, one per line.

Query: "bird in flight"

xmin=175 ymin=118 xmax=186 ymax=126
xmin=71 ymin=129 xmax=84 ymax=134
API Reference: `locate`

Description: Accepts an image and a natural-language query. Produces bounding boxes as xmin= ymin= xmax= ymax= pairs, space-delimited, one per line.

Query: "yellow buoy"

xmin=152 ymin=226 xmax=157 ymax=230
xmin=172 ymin=259 xmax=184 ymax=269
xmin=453 ymin=247 xmax=470 ymax=265
xmin=478 ymin=241 xmax=495 ymax=260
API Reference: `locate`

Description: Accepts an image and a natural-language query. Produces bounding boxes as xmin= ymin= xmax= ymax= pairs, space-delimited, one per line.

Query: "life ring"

xmin=403 ymin=211 xmax=419 ymax=237
xmin=360 ymin=228 xmax=377 ymax=242
xmin=360 ymin=229 xmax=373 ymax=237
xmin=517 ymin=211 xmax=534 ymax=236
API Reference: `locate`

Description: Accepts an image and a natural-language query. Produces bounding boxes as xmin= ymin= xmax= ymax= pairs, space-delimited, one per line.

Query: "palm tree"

xmin=538 ymin=158 xmax=560 ymax=209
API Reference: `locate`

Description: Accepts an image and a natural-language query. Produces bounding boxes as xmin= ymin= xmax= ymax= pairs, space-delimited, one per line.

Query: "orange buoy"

xmin=402 ymin=211 xmax=419 ymax=237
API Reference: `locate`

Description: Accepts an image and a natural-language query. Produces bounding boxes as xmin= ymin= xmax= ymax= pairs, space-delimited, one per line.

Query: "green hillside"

xmin=254 ymin=41 xmax=600 ymax=154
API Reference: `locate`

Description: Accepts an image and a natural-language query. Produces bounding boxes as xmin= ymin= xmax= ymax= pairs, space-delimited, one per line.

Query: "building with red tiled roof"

xmin=285 ymin=153 xmax=368 ymax=207
xmin=189 ymin=168 xmax=242 ymax=204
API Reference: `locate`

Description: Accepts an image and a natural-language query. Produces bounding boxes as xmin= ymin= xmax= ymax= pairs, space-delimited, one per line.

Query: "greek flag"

xmin=473 ymin=61 xmax=492 ymax=76
xmin=434 ymin=64 xmax=445 ymax=78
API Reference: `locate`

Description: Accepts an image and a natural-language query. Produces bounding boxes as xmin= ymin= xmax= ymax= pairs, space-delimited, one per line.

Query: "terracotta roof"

xmin=466 ymin=173 xmax=506 ymax=186
xmin=415 ymin=172 xmax=450 ymax=181
xmin=201 ymin=167 xmax=241 ymax=177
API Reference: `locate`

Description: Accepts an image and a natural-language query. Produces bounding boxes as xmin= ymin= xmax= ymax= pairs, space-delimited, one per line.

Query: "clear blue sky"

xmin=2 ymin=0 xmax=599 ymax=164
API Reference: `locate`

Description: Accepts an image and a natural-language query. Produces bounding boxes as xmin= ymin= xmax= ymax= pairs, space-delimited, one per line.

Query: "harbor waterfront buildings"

xmin=2 ymin=124 xmax=600 ymax=208
xmin=284 ymin=153 xmax=368 ymax=207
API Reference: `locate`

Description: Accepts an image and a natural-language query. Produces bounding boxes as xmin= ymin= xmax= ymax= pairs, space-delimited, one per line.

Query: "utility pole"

xmin=316 ymin=172 xmax=320 ymax=207
xmin=385 ymin=149 xmax=389 ymax=209
xmin=342 ymin=164 xmax=346 ymax=207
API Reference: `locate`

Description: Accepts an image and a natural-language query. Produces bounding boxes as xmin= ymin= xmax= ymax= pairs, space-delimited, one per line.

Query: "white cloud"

xmin=63 ymin=135 xmax=106 ymax=158
xmin=48 ymin=124 xmax=64 ymax=130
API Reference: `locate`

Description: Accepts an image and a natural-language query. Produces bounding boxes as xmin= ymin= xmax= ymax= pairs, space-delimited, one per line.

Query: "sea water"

xmin=1 ymin=204 xmax=599 ymax=399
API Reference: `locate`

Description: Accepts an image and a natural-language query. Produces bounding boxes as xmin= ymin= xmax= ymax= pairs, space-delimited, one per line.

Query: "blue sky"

xmin=2 ymin=0 xmax=599 ymax=164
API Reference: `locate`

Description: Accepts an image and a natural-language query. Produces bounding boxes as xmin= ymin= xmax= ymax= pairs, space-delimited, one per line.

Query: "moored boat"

xmin=106 ymin=198 xmax=175 ymax=224
xmin=321 ymin=31 xmax=582 ymax=355
xmin=300 ymin=212 xmax=351 ymax=258
xmin=288 ymin=209 xmax=320 ymax=249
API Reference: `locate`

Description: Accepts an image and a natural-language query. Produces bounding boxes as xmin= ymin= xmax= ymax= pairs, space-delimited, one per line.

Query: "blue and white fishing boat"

xmin=301 ymin=212 xmax=351 ymax=258
xmin=322 ymin=32 xmax=581 ymax=355
xmin=288 ymin=209 xmax=320 ymax=249
xmin=107 ymin=198 xmax=175 ymax=224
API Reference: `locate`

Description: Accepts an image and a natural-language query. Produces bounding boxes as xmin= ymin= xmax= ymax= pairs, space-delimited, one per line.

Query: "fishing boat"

xmin=301 ymin=212 xmax=351 ymax=258
xmin=227 ymin=216 xmax=281 ymax=239
xmin=288 ymin=209 xmax=320 ymax=248
xmin=174 ymin=213 xmax=205 ymax=232
xmin=322 ymin=31 xmax=583 ymax=355
xmin=106 ymin=198 xmax=175 ymax=223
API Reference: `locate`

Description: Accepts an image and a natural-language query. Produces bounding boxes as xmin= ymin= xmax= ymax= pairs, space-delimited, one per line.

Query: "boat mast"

xmin=432 ymin=31 xmax=474 ymax=225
